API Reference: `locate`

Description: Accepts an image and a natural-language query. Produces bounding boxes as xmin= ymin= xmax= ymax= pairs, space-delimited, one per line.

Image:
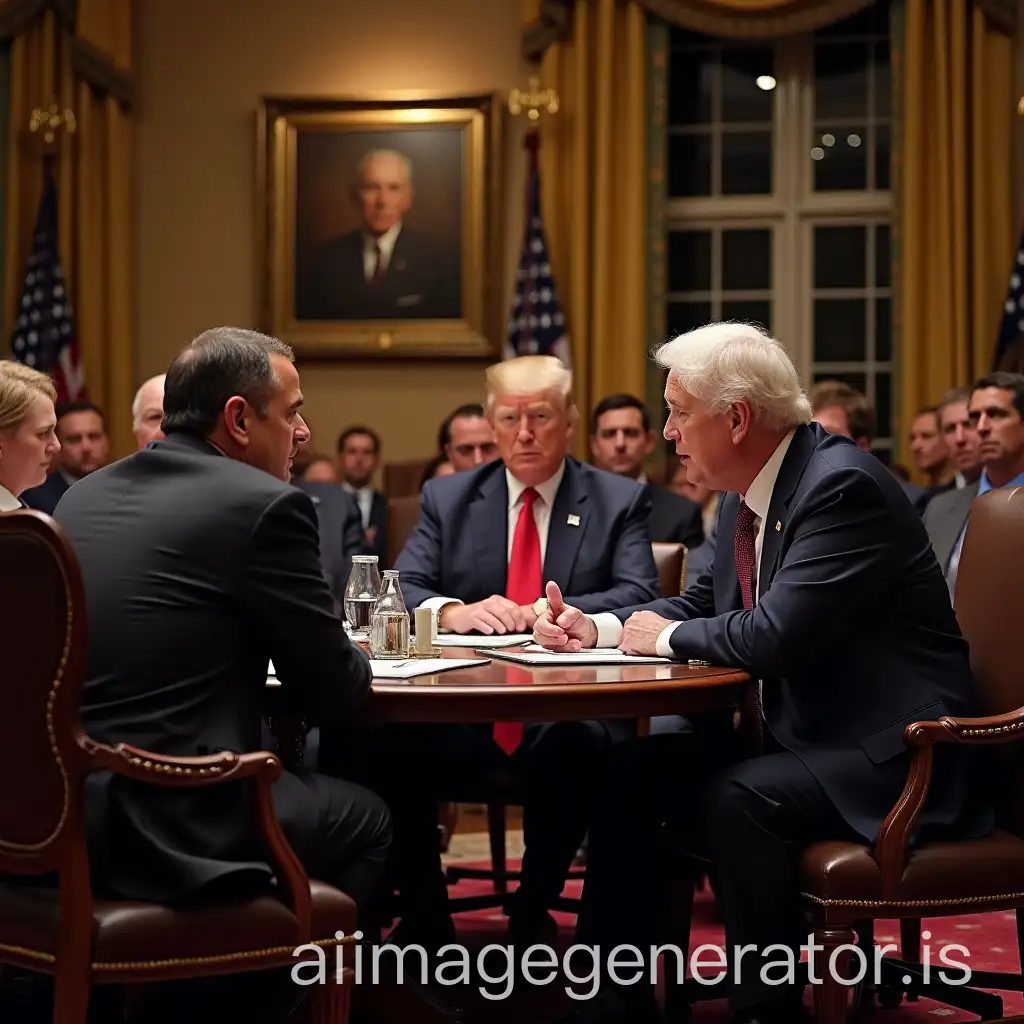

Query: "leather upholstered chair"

xmin=652 ymin=542 xmax=687 ymax=600
xmin=0 ymin=510 xmax=357 ymax=1023
xmin=666 ymin=486 xmax=1024 ymax=1023
xmin=383 ymin=460 xmax=431 ymax=499
xmin=387 ymin=494 xmax=422 ymax=567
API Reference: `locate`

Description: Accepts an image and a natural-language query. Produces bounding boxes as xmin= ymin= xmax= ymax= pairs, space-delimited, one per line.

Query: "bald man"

xmin=132 ymin=374 xmax=165 ymax=449
xmin=296 ymin=149 xmax=460 ymax=321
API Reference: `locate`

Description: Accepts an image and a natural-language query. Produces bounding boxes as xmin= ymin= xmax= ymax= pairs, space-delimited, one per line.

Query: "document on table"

xmin=267 ymin=658 xmax=489 ymax=683
xmin=482 ymin=646 xmax=671 ymax=666
xmin=433 ymin=633 xmax=533 ymax=648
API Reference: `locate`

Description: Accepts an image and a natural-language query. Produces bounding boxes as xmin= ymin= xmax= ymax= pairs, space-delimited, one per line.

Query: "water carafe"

xmin=370 ymin=570 xmax=410 ymax=658
xmin=344 ymin=556 xmax=380 ymax=635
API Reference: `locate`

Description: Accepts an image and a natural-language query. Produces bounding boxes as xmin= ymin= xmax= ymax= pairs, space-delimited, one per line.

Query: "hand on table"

xmin=532 ymin=581 xmax=598 ymax=652
xmin=439 ymin=595 xmax=528 ymax=635
xmin=618 ymin=610 xmax=675 ymax=656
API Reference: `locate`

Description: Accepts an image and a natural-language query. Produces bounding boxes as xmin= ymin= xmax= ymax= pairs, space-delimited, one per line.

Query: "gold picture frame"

xmin=256 ymin=93 xmax=504 ymax=360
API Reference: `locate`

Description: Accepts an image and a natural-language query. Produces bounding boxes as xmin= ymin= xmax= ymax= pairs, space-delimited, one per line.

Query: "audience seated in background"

xmin=21 ymin=400 xmax=109 ymax=514
xmin=420 ymin=453 xmax=455 ymax=487
xmin=589 ymin=392 xmax=703 ymax=549
xmin=909 ymin=403 xmax=954 ymax=493
xmin=533 ymin=322 xmax=993 ymax=1024
xmin=132 ymin=374 xmax=166 ymax=450
xmin=301 ymin=452 xmax=339 ymax=483
xmin=924 ymin=371 xmax=1024 ymax=598
xmin=337 ymin=425 xmax=387 ymax=562
xmin=440 ymin=402 xmax=499 ymax=472
xmin=936 ymin=385 xmax=983 ymax=490
xmin=0 ymin=360 xmax=60 ymax=511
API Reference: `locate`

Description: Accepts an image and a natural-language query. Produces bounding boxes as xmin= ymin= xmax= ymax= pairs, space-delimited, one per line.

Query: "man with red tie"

xmin=532 ymin=323 xmax=992 ymax=1024
xmin=327 ymin=355 xmax=658 ymax=958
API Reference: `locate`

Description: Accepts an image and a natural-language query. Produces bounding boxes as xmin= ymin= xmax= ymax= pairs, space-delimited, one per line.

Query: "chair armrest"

xmin=78 ymin=739 xmax=312 ymax=939
xmin=872 ymin=705 xmax=1024 ymax=900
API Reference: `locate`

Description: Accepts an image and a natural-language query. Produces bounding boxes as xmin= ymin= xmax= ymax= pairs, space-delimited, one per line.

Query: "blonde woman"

xmin=0 ymin=360 xmax=61 ymax=510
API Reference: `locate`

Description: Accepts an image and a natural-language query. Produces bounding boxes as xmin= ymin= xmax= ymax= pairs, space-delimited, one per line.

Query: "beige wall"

xmin=135 ymin=0 xmax=528 ymax=469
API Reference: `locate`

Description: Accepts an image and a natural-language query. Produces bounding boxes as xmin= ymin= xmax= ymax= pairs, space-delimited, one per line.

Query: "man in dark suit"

xmin=337 ymin=424 xmax=388 ymax=564
xmin=296 ymin=149 xmax=459 ymax=321
xmin=535 ymin=324 xmax=991 ymax=1024
xmin=588 ymin=392 xmax=703 ymax=549
xmin=292 ymin=477 xmax=366 ymax=607
xmin=53 ymin=327 xmax=391 ymax=917
xmin=330 ymin=356 xmax=659 ymax=952
xmin=21 ymin=400 xmax=109 ymax=513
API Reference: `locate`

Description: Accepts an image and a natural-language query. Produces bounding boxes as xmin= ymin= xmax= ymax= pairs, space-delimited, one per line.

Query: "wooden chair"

xmin=383 ymin=460 xmax=431 ymax=499
xmin=387 ymin=494 xmax=422 ymax=567
xmin=666 ymin=486 xmax=1024 ymax=1023
xmin=652 ymin=542 xmax=687 ymax=601
xmin=0 ymin=510 xmax=356 ymax=1023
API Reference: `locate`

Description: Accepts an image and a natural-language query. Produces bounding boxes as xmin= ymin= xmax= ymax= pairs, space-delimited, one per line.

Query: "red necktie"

xmin=734 ymin=500 xmax=763 ymax=752
xmin=495 ymin=487 xmax=542 ymax=753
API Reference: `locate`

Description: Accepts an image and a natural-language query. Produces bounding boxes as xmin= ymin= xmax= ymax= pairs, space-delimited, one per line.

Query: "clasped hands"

xmin=438 ymin=595 xmax=539 ymax=635
xmin=532 ymin=581 xmax=674 ymax=656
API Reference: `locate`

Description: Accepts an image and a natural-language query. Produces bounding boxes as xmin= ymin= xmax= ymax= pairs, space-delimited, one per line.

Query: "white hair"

xmin=656 ymin=322 xmax=812 ymax=430
xmin=357 ymin=149 xmax=412 ymax=185
xmin=484 ymin=355 xmax=576 ymax=417
xmin=132 ymin=374 xmax=166 ymax=427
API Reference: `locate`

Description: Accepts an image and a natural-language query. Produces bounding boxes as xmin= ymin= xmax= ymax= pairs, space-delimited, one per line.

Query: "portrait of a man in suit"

xmin=295 ymin=145 xmax=461 ymax=322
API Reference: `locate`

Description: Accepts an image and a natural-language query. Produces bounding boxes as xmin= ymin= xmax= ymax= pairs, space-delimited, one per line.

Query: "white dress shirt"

xmin=591 ymin=429 xmax=797 ymax=655
xmin=420 ymin=461 xmax=566 ymax=616
xmin=0 ymin=483 xmax=21 ymax=511
xmin=341 ymin=482 xmax=375 ymax=528
xmin=362 ymin=223 xmax=402 ymax=282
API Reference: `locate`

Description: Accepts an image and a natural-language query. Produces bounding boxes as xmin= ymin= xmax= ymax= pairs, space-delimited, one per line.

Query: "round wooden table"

xmin=354 ymin=647 xmax=749 ymax=724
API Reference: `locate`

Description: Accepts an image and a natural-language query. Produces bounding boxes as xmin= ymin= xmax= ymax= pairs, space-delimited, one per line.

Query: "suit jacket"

xmin=394 ymin=457 xmax=661 ymax=615
xmin=612 ymin=423 xmax=991 ymax=844
xmin=367 ymin=491 xmax=389 ymax=565
xmin=292 ymin=479 xmax=366 ymax=605
xmin=53 ymin=433 xmax=372 ymax=903
xmin=296 ymin=226 xmax=460 ymax=321
xmin=21 ymin=471 xmax=70 ymax=515
xmin=922 ymin=481 xmax=979 ymax=573
xmin=647 ymin=482 xmax=704 ymax=548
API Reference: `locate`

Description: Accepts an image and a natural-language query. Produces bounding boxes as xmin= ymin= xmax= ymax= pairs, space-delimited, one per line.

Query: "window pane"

xmin=668 ymin=133 xmax=712 ymax=197
xmin=815 ymin=43 xmax=869 ymax=120
xmin=721 ymin=299 xmax=771 ymax=330
xmin=874 ymin=124 xmax=890 ymax=189
xmin=722 ymin=229 xmax=771 ymax=291
xmin=875 ymin=225 xmax=890 ymax=287
xmin=721 ymin=48 xmax=774 ymax=123
xmin=667 ymin=301 xmax=712 ymax=336
xmin=669 ymin=51 xmax=712 ymax=125
xmin=668 ymin=231 xmax=712 ymax=292
xmin=722 ymin=132 xmax=772 ymax=194
xmin=875 ymin=372 xmax=893 ymax=440
xmin=814 ymin=226 xmax=866 ymax=288
xmin=813 ymin=370 xmax=866 ymax=396
xmin=814 ymin=299 xmax=867 ymax=361
xmin=813 ymin=128 xmax=867 ymax=190
xmin=876 ymin=297 xmax=892 ymax=361
xmin=874 ymin=42 xmax=891 ymax=117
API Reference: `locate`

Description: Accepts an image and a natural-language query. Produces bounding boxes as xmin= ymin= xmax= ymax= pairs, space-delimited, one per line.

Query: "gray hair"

xmin=357 ymin=149 xmax=412 ymax=186
xmin=656 ymin=322 xmax=812 ymax=430
xmin=131 ymin=373 xmax=166 ymax=427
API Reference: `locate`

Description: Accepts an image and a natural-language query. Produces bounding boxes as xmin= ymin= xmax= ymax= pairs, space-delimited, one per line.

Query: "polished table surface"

xmin=269 ymin=646 xmax=749 ymax=724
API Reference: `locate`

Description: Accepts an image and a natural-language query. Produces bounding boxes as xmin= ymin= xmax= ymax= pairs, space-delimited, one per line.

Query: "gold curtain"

xmin=2 ymin=0 xmax=134 ymax=457
xmin=897 ymin=0 xmax=1013 ymax=452
xmin=521 ymin=0 xmax=648 ymax=454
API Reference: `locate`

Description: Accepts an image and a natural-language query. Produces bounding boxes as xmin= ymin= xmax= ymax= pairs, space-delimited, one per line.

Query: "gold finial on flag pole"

xmin=508 ymin=76 xmax=559 ymax=121
xmin=25 ymin=101 xmax=76 ymax=156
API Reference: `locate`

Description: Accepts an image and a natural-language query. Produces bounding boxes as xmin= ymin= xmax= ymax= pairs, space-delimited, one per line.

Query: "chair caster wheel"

xmin=876 ymin=984 xmax=904 ymax=1010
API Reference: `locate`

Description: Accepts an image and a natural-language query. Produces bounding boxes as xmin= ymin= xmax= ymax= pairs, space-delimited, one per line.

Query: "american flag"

xmin=505 ymin=130 xmax=571 ymax=366
xmin=9 ymin=172 xmax=86 ymax=401
xmin=993 ymin=226 xmax=1024 ymax=370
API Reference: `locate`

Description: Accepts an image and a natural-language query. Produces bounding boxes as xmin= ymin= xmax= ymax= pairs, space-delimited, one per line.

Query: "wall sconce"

xmin=25 ymin=101 xmax=76 ymax=155
xmin=508 ymin=75 xmax=559 ymax=121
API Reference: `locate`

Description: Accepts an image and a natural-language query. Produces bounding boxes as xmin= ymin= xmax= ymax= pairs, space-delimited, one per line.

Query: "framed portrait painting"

xmin=257 ymin=93 xmax=504 ymax=359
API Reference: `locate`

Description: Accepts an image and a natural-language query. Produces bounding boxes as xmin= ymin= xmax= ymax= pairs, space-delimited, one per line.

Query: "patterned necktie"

xmin=369 ymin=243 xmax=385 ymax=286
xmin=734 ymin=500 xmax=763 ymax=752
xmin=495 ymin=487 xmax=542 ymax=754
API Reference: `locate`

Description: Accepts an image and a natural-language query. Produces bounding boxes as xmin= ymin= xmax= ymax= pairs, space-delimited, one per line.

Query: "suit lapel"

xmin=935 ymin=485 xmax=978 ymax=567
xmin=468 ymin=467 xmax=510 ymax=598
xmin=543 ymin=460 xmax=589 ymax=588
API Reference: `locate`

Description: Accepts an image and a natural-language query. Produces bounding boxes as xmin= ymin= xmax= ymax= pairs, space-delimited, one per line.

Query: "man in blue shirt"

xmin=943 ymin=371 xmax=1024 ymax=593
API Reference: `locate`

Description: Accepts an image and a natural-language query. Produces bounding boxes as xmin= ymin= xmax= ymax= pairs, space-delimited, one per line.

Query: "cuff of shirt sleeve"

xmin=591 ymin=612 xmax=624 ymax=648
xmin=419 ymin=596 xmax=463 ymax=630
xmin=656 ymin=622 xmax=681 ymax=658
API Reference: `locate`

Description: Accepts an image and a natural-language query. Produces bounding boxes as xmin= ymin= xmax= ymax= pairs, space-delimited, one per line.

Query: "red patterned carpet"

xmin=441 ymin=862 xmax=1024 ymax=1022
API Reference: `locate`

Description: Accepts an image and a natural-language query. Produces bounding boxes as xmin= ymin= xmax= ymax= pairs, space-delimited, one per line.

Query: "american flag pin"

xmin=567 ymin=514 xmax=580 ymax=527
xmin=775 ymin=520 xmax=782 ymax=531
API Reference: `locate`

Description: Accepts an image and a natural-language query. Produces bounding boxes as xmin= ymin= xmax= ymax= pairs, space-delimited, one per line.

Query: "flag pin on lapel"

xmin=567 ymin=514 xmax=580 ymax=527
xmin=775 ymin=520 xmax=781 ymax=531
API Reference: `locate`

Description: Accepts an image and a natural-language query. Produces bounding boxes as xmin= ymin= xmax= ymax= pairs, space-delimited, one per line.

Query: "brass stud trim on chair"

xmin=801 ymin=889 xmax=1024 ymax=909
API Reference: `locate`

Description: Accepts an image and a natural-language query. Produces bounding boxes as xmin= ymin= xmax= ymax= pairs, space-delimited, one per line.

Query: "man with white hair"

xmin=335 ymin=355 xmax=658 ymax=954
xmin=534 ymin=324 xmax=992 ymax=1024
xmin=132 ymin=373 xmax=165 ymax=449
xmin=296 ymin=148 xmax=460 ymax=321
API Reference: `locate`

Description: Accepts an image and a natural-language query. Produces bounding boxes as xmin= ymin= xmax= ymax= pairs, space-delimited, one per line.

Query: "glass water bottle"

xmin=344 ymin=556 xmax=380 ymax=635
xmin=369 ymin=570 xmax=411 ymax=658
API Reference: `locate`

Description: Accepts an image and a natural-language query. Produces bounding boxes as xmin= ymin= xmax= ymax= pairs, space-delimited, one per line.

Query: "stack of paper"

xmin=432 ymin=633 xmax=533 ymax=648
xmin=266 ymin=657 xmax=489 ymax=683
xmin=483 ymin=646 xmax=670 ymax=666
